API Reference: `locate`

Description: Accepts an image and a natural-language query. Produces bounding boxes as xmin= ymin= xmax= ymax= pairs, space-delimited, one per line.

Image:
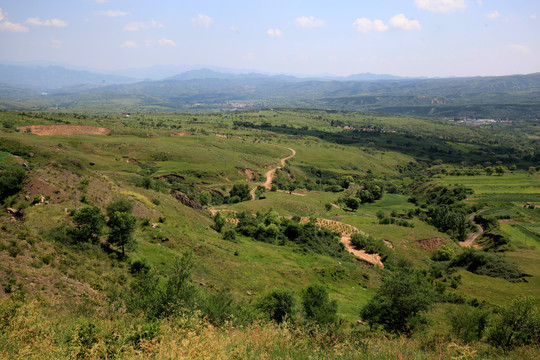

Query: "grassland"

xmin=0 ymin=109 xmax=539 ymax=358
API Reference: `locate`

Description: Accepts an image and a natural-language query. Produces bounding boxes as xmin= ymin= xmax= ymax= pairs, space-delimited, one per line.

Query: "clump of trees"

xmin=233 ymin=210 xmax=345 ymax=258
xmin=63 ymin=197 xmax=138 ymax=257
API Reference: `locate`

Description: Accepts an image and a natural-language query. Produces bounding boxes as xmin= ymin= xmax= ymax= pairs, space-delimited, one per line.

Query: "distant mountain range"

xmin=0 ymin=63 xmax=538 ymax=119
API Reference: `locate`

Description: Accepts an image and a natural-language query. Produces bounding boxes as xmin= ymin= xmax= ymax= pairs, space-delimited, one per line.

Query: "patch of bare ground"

xmin=170 ymin=132 xmax=190 ymax=136
xmin=498 ymin=218 xmax=520 ymax=224
xmin=414 ymin=237 xmax=444 ymax=251
xmin=17 ymin=125 xmax=111 ymax=135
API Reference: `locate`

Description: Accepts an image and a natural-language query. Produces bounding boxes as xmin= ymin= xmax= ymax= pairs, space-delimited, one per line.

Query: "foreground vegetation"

xmin=0 ymin=109 xmax=539 ymax=358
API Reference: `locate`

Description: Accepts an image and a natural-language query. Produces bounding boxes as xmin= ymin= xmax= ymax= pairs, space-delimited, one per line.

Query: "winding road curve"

xmin=459 ymin=213 xmax=484 ymax=248
xmin=250 ymin=147 xmax=296 ymax=199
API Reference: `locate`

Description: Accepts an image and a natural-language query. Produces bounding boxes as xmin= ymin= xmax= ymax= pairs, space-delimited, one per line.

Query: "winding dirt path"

xmin=250 ymin=147 xmax=296 ymax=199
xmin=299 ymin=217 xmax=384 ymax=268
xmin=459 ymin=213 xmax=483 ymax=248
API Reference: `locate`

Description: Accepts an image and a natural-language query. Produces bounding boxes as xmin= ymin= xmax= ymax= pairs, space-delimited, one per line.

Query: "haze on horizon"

xmin=0 ymin=0 xmax=538 ymax=78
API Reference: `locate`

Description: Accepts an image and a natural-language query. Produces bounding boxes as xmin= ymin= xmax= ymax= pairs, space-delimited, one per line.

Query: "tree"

xmin=70 ymin=206 xmax=106 ymax=244
xmin=257 ymin=290 xmax=296 ymax=323
xmin=0 ymin=166 xmax=26 ymax=203
xmin=345 ymin=196 xmax=360 ymax=210
xmin=495 ymin=166 xmax=505 ymax=176
xmin=360 ymin=269 xmax=436 ymax=334
xmin=106 ymin=197 xmax=134 ymax=217
xmin=302 ymin=285 xmax=338 ymax=325
xmin=448 ymin=305 xmax=490 ymax=343
xmin=484 ymin=167 xmax=494 ymax=176
xmin=107 ymin=211 xmax=137 ymax=256
xmin=213 ymin=212 xmax=225 ymax=233
xmin=487 ymin=296 xmax=540 ymax=350
xmin=229 ymin=183 xmax=251 ymax=202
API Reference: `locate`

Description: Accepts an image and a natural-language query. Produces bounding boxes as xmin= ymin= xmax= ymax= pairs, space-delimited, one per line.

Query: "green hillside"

xmin=1 ymin=109 xmax=539 ymax=359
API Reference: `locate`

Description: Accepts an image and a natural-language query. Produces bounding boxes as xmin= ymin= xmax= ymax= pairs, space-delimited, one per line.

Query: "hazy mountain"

xmin=0 ymin=65 xmax=136 ymax=90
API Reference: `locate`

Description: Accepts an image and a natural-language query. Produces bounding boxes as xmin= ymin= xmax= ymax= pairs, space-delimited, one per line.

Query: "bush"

xmin=302 ymin=285 xmax=338 ymax=325
xmin=106 ymin=197 xmax=134 ymax=217
xmin=360 ymin=269 xmax=436 ymax=334
xmin=432 ymin=245 xmax=455 ymax=261
xmin=487 ymin=296 xmax=540 ymax=349
xmin=229 ymin=183 xmax=251 ymax=202
xmin=257 ymin=290 xmax=296 ymax=323
xmin=450 ymin=249 xmax=523 ymax=282
xmin=447 ymin=305 xmax=490 ymax=343
xmin=0 ymin=166 xmax=26 ymax=204
xmin=69 ymin=206 xmax=106 ymax=244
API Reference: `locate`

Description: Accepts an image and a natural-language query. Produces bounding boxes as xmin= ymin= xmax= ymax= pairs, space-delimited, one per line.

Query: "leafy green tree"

xmin=106 ymin=197 xmax=134 ymax=217
xmin=0 ymin=166 xmax=26 ymax=203
xmin=360 ymin=269 xmax=436 ymax=334
xmin=229 ymin=183 xmax=251 ymax=202
xmin=302 ymin=285 xmax=338 ymax=325
xmin=70 ymin=206 xmax=106 ymax=244
xmin=213 ymin=212 xmax=226 ymax=232
xmin=257 ymin=290 xmax=296 ymax=323
xmin=484 ymin=167 xmax=494 ymax=176
xmin=495 ymin=166 xmax=505 ymax=176
xmin=345 ymin=196 xmax=360 ymax=210
xmin=107 ymin=211 xmax=137 ymax=256
xmin=487 ymin=296 xmax=540 ymax=349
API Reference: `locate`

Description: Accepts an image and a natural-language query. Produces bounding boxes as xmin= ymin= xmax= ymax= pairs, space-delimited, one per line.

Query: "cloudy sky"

xmin=0 ymin=0 xmax=538 ymax=77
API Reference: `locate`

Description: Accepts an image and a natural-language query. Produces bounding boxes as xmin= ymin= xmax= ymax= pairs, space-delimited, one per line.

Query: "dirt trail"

xmin=250 ymin=147 xmax=296 ymax=199
xmin=299 ymin=217 xmax=384 ymax=268
xmin=459 ymin=213 xmax=483 ymax=248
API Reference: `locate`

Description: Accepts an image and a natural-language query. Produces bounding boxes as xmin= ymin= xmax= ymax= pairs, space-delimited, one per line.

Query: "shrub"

xmin=487 ymin=296 xmax=540 ymax=349
xmin=360 ymin=269 xmax=436 ymax=334
xmin=69 ymin=206 xmax=106 ymax=244
xmin=450 ymin=249 xmax=523 ymax=282
xmin=106 ymin=197 xmax=134 ymax=217
xmin=0 ymin=166 xmax=26 ymax=203
xmin=302 ymin=285 xmax=338 ymax=325
xmin=447 ymin=305 xmax=490 ymax=343
xmin=257 ymin=290 xmax=296 ymax=323
xmin=432 ymin=245 xmax=455 ymax=261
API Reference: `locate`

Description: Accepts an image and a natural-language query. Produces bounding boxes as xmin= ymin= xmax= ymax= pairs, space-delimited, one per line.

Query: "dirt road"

xmin=459 ymin=213 xmax=483 ymax=248
xmin=251 ymin=147 xmax=296 ymax=199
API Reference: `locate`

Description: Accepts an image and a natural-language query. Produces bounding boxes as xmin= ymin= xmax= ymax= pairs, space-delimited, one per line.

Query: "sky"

xmin=0 ymin=0 xmax=538 ymax=77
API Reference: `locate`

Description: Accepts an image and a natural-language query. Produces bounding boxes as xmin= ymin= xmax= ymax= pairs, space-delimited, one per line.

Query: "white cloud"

xmin=531 ymin=14 xmax=536 ymax=20
xmin=295 ymin=16 xmax=325 ymax=28
xmin=486 ymin=11 xmax=500 ymax=19
xmin=352 ymin=18 xmax=388 ymax=33
xmin=477 ymin=0 xmax=482 ymax=5
xmin=389 ymin=14 xmax=421 ymax=30
xmin=123 ymin=19 xmax=163 ymax=31
xmin=508 ymin=44 xmax=530 ymax=54
xmin=95 ymin=0 xmax=109 ymax=3
xmin=0 ymin=8 xmax=4 ymax=22
xmin=192 ymin=13 xmax=213 ymax=27
xmin=0 ymin=21 xmax=29 ymax=32
xmin=25 ymin=17 xmax=68 ymax=27
xmin=414 ymin=0 xmax=466 ymax=13
xmin=158 ymin=38 xmax=176 ymax=46
xmin=121 ymin=41 xmax=138 ymax=48
xmin=97 ymin=10 xmax=130 ymax=17
xmin=267 ymin=28 xmax=283 ymax=37
xmin=50 ymin=39 xmax=62 ymax=48
xmin=242 ymin=52 xmax=255 ymax=61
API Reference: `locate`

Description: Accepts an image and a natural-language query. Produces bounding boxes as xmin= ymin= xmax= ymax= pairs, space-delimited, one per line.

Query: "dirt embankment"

xmin=17 ymin=125 xmax=111 ymax=136
xmin=251 ymin=147 xmax=296 ymax=199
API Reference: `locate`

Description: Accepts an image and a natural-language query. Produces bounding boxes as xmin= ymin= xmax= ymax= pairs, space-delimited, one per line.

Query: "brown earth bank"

xmin=414 ymin=237 xmax=444 ymax=251
xmin=17 ymin=125 xmax=111 ymax=136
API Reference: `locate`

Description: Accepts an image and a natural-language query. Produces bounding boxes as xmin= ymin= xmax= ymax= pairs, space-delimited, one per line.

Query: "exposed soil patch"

xmin=414 ymin=237 xmax=444 ymax=251
xmin=170 ymin=132 xmax=190 ymax=136
xmin=498 ymin=219 xmax=520 ymax=224
xmin=17 ymin=125 xmax=111 ymax=136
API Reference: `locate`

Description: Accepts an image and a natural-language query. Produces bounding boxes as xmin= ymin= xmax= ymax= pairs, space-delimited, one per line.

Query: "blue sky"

xmin=0 ymin=0 xmax=538 ymax=77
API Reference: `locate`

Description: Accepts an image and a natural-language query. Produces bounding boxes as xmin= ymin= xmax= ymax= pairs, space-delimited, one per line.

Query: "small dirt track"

xmin=459 ymin=213 xmax=483 ymax=248
xmin=251 ymin=147 xmax=296 ymax=199
xmin=17 ymin=125 xmax=111 ymax=136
